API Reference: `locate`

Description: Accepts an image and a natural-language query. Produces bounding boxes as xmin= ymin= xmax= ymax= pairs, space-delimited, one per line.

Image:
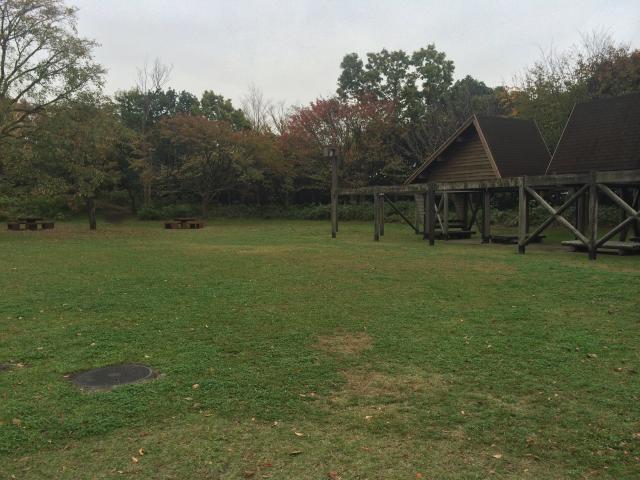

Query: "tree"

xmin=337 ymin=45 xmax=454 ymax=121
xmin=156 ymin=115 xmax=246 ymax=216
xmin=282 ymin=95 xmax=399 ymax=200
xmin=201 ymin=90 xmax=250 ymax=130
xmin=337 ymin=45 xmax=461 ymax=168
xmin=505 ymin=31 xmax=640 ymax=149
xmin=26 ymin=97 xmax=131 ymax=229
xmin=0 ymin=0 xmax=104 ymax=140
xmin=241 ymin=84 xmax=272 ymax=133
xmin=176 ymin=90 xmax=200 ymax=115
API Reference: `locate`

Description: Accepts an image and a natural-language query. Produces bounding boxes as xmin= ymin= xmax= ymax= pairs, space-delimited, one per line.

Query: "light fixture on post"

xmin=323 ymin=145 xmax=339 ymax=238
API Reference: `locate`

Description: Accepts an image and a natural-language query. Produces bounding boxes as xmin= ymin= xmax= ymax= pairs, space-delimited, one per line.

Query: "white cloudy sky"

xmin=74 ymin=0 xmax=640 ymax=107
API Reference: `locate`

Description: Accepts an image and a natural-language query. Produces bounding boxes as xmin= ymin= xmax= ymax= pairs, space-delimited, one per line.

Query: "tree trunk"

xmin=201 ymin=196 xmax=209 ymax=218
xmin=127 ymin=188 xmax=137 ymax=215
xmin=86 ymin=198 xmax=97 ymax=230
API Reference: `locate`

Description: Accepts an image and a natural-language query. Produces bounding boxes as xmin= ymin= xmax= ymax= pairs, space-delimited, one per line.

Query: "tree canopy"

xmin=0 ymin=0 xmax=104 ymax=140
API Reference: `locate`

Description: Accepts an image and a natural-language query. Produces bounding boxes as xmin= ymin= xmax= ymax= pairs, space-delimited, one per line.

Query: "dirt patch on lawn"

xmin=340 ymin=369 xmax=447 ymax=398
xmin=315 ymin=331 xmax=373 ymax=355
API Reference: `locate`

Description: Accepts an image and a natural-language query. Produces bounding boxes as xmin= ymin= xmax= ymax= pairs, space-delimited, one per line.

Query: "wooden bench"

xmin=562 ymin=240 xmax=640 ymax=255
xmin=164 ymin=220 xmax=204 ymax=229
xmin=434 ymin=229 xmax=476 ymax=240
xmin=7 ymin=220 xmax=54 ymax=231
xmin=491 ymin=234 xmax=545 ymax=245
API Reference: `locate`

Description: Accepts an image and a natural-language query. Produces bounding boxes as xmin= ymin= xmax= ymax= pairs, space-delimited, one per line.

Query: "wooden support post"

xmin=330 ymin=155 xmax=338 ymax=238
xmin=442 ymin=191 xmax=449 ymax=240
xmin=482 ymin=189 xmax=491 ymax=243
xmin=423 ymin=194 xmax=429 ymax=240
xmin=588 ymin=174 xmax=598 ymax=260
xmin=461 ymin=193 xmax=469 ymax=230
xmin=518 ymin=177 xmax=527 ymax=254
xmin=379 ymin=194 xmax=385 ymax=236
xmin=576 ymin=195 xmax=587 ymax=238
xmin=427 ymin=184 xmax=436 ymax=246
xmin=414 ymin=194 xmax=422 ymax=234
xmin=525 ymin=194 xmax=530 ymax=234
xmin=373 ymin=193 xmax=380 ymax=241
xmin=414 ymin=196 xmax=421 ymax=234
xmin=634 ymin=189 xmax=640 ymax=238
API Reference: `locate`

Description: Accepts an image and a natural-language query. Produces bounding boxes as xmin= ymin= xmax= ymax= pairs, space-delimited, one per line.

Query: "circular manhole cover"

xmin=70 ymin=364 xmax=156 ymax=390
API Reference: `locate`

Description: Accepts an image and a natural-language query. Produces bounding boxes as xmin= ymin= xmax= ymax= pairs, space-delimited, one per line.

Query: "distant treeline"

xmin=0 ymin=1 xmax=639 ymax=227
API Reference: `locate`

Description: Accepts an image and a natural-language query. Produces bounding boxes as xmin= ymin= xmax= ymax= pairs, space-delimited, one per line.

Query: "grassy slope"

xmin=0 ymin=220 xmax=638 ymax=479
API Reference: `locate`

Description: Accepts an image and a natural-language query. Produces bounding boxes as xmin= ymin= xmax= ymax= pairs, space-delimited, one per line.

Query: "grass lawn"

xmin=1 ymin=220 xmax=639 ymax=479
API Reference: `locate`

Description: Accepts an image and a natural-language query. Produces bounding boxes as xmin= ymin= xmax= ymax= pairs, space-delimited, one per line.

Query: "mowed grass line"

xmin=0 ymin=220 xmax=639 ymax=479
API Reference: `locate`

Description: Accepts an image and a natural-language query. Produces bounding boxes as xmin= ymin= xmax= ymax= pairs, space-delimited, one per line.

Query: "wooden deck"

xmin=332 ymin=168 xmax=640 ymax=260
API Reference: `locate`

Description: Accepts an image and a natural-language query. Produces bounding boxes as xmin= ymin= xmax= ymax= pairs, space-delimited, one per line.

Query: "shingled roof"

xmin=404 ymin=115 xmax=550 ymax=184
xmin=546 ymin=93 xmax=640 ymax=174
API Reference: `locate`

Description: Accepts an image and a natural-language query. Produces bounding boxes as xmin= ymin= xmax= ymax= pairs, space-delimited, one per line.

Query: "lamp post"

xmin=323 ymin=145 xmax=338 ymax=238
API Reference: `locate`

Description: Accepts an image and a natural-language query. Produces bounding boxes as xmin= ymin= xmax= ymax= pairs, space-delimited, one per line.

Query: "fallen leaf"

xmin=138 ymin=448 xmax=145 ymax=456
xmin=294 ymin=431 xmax=304 ymax=437
xmin=192 ymin=383 xmax=200 ymax=389
xmin=416 ymin=473 xmax=424 ymax=479
xmin=131 ymin=456 xmax=139 ymax=463
xmin=328 ymin=472 xmax=341 ymax=479
xmin=492 ymin=453 xmax=502 ymax=459
xmin=614 ymin=367 xmax=624 ymax=372
xmin=289 ymin=450 xmax=303 ymax=455
xmin=12 ymin=418 xmax=21 ymax=426
xmin=364 ymin=415 xmax=372 ymax=421
xmin=586 ymin=353 xmax=597 ymax=359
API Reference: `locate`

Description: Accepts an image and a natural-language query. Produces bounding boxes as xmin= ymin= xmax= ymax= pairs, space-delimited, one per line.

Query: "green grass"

xmin=1 ymin=220 xmax=639 ymax=479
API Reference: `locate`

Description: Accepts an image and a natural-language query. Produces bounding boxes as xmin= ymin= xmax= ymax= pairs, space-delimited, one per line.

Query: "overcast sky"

xmin=74 ymin=0 xmax=640 ymax=108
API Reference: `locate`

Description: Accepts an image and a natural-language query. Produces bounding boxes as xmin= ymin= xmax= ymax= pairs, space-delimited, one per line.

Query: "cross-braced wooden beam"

xmin=595 ymin=184 xmax=640 ymax=248
xmin=523 ymin=185 xmax=589 ymax=247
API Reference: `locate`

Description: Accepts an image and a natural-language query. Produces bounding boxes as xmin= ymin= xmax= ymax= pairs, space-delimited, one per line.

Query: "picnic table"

xmin=8 ymin=217 xmax=54 ymax=231
xmin=164 ymin=217 xmax=204 ymax=229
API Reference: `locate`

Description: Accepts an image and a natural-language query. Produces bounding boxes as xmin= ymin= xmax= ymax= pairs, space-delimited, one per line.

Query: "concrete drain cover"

xmin=70 ymin=364 xmax=156 ymax=390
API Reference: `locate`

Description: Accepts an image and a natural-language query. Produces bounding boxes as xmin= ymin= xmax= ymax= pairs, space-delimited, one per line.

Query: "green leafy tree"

xmin=26 ymin=97 xmax=131 ymax=229
xmin=200 ymin=90 xmax=250 ymax=130
xmin=337 ymin=45 xmax=454 ymax=121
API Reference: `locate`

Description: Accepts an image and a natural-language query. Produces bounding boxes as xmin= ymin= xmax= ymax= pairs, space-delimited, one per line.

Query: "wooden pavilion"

xmin=404 ymin=115 xmax=550 ymax=239
xmin=330 ymin=93 xmax=640 ymax=260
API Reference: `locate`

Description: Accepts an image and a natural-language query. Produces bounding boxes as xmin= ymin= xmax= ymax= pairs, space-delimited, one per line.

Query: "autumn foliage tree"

xmin=281 ymin=95 xmax=399 ymax=201
xmin=154 ymin=115 xmax=248 ymax=216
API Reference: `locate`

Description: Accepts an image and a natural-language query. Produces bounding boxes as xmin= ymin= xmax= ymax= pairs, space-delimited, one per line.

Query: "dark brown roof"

xmin=547 ymin=93 xmax=640 ymax=174
xmin=405 ymin=115 xmax=550 ymax=184
xmin=475 ymin=116 xmax=550 ymax=177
